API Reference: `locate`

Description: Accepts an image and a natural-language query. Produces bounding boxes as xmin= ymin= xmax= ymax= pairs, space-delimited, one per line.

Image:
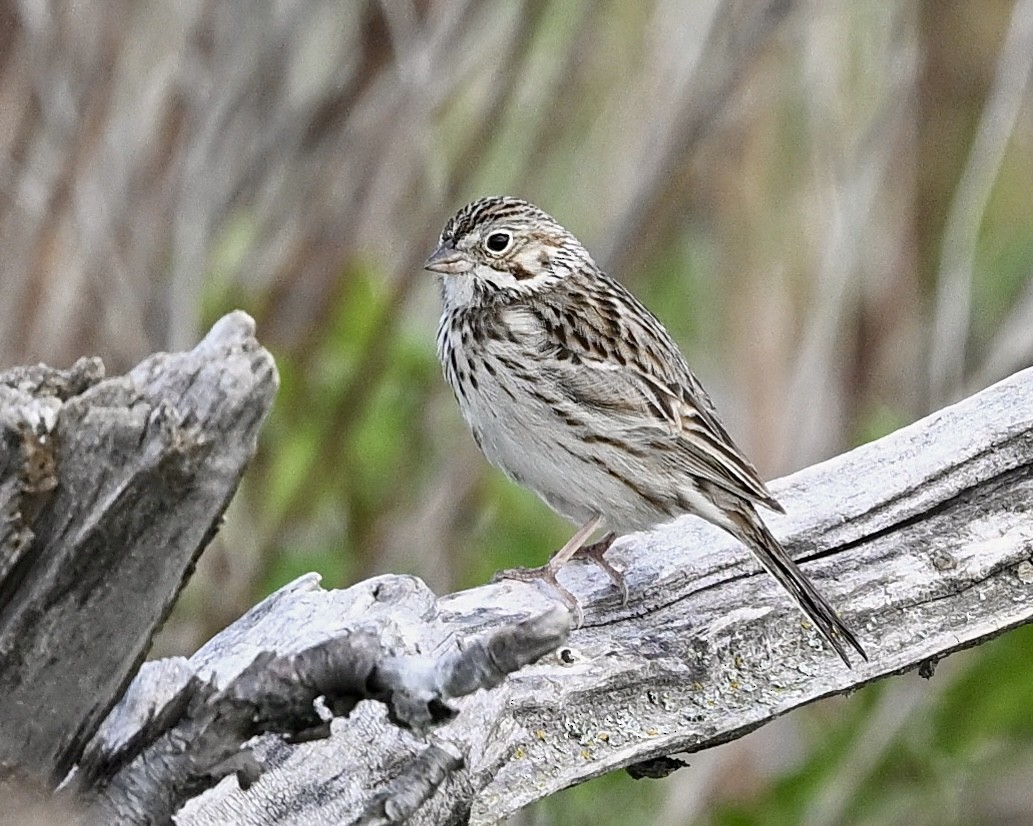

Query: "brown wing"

xmin=525 ymin=274 xmax=783 ymax=512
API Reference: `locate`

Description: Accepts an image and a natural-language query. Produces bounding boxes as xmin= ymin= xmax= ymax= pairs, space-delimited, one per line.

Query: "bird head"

xmin=425 ymin=196 xmax=592 ymax=305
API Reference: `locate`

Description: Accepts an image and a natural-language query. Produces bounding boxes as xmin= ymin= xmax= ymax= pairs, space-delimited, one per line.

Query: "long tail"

xmin=725 ymin=506 xmax=867 ymax=667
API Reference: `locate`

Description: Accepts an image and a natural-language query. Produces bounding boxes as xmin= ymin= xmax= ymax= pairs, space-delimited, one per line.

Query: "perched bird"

xmin=425 ymin=195 xmax=865 ymax=665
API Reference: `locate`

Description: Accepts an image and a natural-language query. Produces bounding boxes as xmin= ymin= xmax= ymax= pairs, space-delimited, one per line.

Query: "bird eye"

xmin=485 ymin=232 xmax=512 ymax=254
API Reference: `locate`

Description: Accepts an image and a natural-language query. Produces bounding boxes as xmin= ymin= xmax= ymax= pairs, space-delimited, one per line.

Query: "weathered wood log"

xmin=4 ymin=316 xmax=1033 ymax=824
xmin=116 ymin=364 xmax=1033 ymax=823
xmin=72 ymin=602 xmax=569 ymax=825
xmin=0 ymin=312 xmax=277 ymax=786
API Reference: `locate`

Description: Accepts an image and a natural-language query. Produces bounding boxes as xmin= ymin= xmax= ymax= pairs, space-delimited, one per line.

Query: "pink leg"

xmin=548 ymin=514 xmax=603 ymax=566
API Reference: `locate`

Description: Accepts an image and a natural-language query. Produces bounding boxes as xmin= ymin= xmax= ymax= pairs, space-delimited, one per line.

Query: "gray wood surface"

xmin=5 ymin=315 xmax=1032 ymax=824
xmin=0 ymin=312 xmax=277 ymax=785
xmin=169 ymin=365 xmax=1033 ymax=824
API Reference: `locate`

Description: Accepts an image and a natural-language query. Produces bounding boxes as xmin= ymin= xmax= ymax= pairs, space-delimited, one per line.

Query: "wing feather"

xmin=521 ymin=277 xmax=783 ymax=512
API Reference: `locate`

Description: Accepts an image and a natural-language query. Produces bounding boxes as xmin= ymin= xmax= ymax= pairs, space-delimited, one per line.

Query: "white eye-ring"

xmin=484 ymin=231 xmax=512 ymax=255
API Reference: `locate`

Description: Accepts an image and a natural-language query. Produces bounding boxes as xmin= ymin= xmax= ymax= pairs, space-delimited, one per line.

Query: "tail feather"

xmin=726 ymin=507 xmax=866 ymax=667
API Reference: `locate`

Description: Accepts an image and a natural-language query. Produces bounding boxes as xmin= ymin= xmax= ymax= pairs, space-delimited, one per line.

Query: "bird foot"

xmin=491 ymin=531 xmax=627 ymax=627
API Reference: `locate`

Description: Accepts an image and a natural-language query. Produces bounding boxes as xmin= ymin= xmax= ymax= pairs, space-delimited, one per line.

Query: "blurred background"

xmin=2 ymin=0 xmax=1032 ymax=823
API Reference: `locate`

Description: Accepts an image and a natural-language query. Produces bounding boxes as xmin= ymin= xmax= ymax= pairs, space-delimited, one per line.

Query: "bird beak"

xmin=424 ymin=243 xmax=474 ymax=275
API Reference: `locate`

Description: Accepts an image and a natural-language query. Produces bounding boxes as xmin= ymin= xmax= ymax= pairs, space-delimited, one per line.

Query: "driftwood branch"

xmin=0 ymin=312 xmax=277 ymax=786
xmin=72 ymin=605 xmax=569 ymax=825
xmin=127 ymin=366 xmax=1033 ymax=822
xmin=3 ymin=316 xmax=1032 ymax=823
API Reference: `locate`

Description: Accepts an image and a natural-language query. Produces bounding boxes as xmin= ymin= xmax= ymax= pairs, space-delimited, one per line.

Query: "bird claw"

xmin=493 ymin=564 xmax=585 ymax=627
xmin=491 ymin=532 xmax=626 ymax=626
